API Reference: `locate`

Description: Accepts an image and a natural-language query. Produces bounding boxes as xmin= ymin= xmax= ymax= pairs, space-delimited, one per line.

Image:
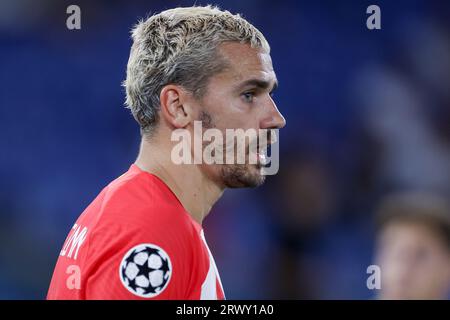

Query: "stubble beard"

xmin=199 ymin=110 xmax=266 ymax=189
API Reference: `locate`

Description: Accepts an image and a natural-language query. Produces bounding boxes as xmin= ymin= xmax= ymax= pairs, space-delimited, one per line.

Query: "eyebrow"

xmin=237 ymin=78 xmax=279 ymax=92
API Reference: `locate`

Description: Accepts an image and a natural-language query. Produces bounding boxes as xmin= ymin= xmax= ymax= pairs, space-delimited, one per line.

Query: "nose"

xmin=261 ymin=99 xmax=286 ymax=129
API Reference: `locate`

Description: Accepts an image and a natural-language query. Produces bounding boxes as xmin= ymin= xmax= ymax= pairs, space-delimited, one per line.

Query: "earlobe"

xmin=160 ymin=85 xmax=191 ymax=129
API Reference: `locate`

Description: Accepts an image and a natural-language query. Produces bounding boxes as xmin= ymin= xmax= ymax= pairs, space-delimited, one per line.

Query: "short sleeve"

xmin=83 ymin=218 xmax=193 ymax=300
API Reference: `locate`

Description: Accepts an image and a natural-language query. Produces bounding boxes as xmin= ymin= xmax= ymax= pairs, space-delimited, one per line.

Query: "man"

xmin=47 ymin=5 xmax=285 ymax=299
xmin=375 ymin=192 xmax=450 ymax=299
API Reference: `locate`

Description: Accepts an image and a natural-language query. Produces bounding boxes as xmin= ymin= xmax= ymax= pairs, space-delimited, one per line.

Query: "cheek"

xmin=204 ymin=94 xmax=261 ymax=129
xmin=420 ymin=252 xmax=450 ymax=278
xmin=205 ymin=96 xmax=239 ymax=123
xmin=218 ymin=108 xmax=259 ymax=130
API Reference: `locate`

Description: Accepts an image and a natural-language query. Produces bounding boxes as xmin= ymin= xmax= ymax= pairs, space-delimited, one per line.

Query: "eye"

xmin=242 ymin=91 xmax=255 ymax=103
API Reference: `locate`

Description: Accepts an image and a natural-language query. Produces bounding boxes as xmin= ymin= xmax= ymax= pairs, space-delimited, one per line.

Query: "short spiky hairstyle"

xmin=123 ymin=5 xmax=270 ymax=134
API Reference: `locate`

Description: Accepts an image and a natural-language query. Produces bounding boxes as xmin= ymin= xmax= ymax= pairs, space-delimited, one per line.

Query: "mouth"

xmin=256 ymin=130 xmax=274 ymax=166
xmin=228 ymin=129 xmax=277 ymax=167
xmin=256 ymin=151 xmax=268 ymax=166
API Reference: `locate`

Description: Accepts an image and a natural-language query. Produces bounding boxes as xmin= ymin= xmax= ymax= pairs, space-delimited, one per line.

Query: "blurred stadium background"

xmin=0 ymin=0 xmax=449 ymax=299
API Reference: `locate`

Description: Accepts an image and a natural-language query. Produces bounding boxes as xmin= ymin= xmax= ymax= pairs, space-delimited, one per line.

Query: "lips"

xmin=256 ymin=132 xmax=275 ymax=166
xmin=257 ymin=151 xmax=269 ymax=166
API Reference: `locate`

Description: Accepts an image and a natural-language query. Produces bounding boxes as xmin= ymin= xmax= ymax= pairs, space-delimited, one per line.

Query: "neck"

xmin=134 ymin=135 xmax=224 ymax=225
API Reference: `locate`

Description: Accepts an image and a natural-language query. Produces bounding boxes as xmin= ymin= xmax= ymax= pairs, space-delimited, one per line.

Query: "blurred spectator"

xmin=375 ymin=192 xmax=450 ymax=299
xmin=353 ymin=19 xmax=450 ymax=197
xmin=267 ymin=152 xmax=338 ymax=299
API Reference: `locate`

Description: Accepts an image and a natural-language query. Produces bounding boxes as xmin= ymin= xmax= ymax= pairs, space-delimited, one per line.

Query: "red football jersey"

xmin=47 ymin=164 xmax=225 ymax=300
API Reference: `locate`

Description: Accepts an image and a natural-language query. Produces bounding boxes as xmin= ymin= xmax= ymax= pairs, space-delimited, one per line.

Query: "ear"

xmin=159 ymin=85 xmax=193 ymax=129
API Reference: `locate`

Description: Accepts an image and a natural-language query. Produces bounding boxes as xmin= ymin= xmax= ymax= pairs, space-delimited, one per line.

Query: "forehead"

xmin=380 ymin=221 xmax=445 ymax=249
xmin=216 ymin=42 xmax=275 ymax=83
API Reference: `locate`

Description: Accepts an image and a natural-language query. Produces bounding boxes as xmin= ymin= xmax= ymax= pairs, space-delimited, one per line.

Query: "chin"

xmin=221 ymin=164 xmax=266 ymax=188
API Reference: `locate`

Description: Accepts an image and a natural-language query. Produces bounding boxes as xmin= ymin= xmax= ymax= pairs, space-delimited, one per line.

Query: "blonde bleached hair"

xmin=123 ymin=5 xmax=270 ymax=134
